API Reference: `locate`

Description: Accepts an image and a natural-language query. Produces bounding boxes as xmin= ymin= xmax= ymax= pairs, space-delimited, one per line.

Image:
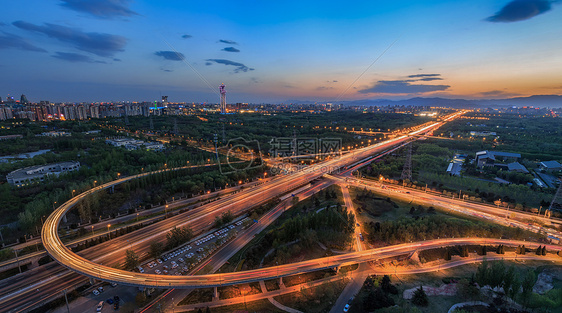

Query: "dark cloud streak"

xmin=206 ymin=59 xmax=253 ymax=73
xmin=0 ymin=32 xmax=47 ymax=52
xmin=52 ymin=51 xmax=104 ymax=63
xmin=182 ymin=34 xmax=192 ymax=39
xmin=222 ymin=47 xmax=240 ymax=52
xmin=13 ymin=21 xmax=126 ymax=57
xmin=487 ymin=0 xmax=552 ymax=22
xmin=219 ymin=39 xmax=238 ymax=45
xmin=359 ymin=80 xmax=450 ymax=94
xmin=59 ymin=0 xmax=138 ymax=19
xmin=154 ymin=51 xmax=185 ymax=61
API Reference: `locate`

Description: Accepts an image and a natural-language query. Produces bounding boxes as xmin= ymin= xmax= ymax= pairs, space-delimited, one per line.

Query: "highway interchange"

xmin=3 ymin=110 xmax=561 ymax=312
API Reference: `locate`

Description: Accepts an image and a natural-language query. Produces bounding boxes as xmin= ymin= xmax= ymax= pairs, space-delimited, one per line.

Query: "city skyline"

xmin=1 ymin=0 xmax=561 ymax=103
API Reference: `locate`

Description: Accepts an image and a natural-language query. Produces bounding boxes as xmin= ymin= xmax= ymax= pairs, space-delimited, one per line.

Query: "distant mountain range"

xmin=287 ymin=95 xmax=562 ymax=108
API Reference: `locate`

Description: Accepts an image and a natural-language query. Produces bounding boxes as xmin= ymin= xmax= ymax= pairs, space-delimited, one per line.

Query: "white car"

xmin=157 ymin=259 xmax=163 ymax=264
xmin=92 ymin=289 xmax=100 ymax=296
xmin=96 ymin=301 xmax=104 ymax=312
xmin=155 ymin=269 xmax=161 ymax=274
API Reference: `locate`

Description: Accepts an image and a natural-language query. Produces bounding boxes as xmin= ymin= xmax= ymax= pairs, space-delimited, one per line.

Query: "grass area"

xmin=178 ymin=298 xmax=285 ymax=313
xmin=349 ymin=186 xmax=447 ymax=224
xmin=217 ymin=282 xmax=262 ymax=300
xmin=351 ymin=186 xmax=546 ymax=246
xmin=178 ymin=288 xmax=214 ymax=305
xmin=264 ymin=278 xmax=280 ymax=291
xmin=219 ymin=184 xmax=345 ymax=274
xmin=283 ymin=269 xmax=336 ymax=287
xmin=274 ymin=279 xmax=348 ymax=313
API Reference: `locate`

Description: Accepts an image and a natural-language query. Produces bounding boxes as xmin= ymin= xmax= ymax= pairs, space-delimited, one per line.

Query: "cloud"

xmin=250 ymin=77 xmax=261 ymax=84
xmin=0 ymin=31 xmax=47 ymax=52
xmin=52 ymin=51 xmax=104 ymax=63
xmin=161 ymin=69 xmax=173 ymax=72
xmin=219 ymin=39 xmax=238 ymax=45
xmin=182 ymin=34 xmax=192 ymax=39
xmin=113 ymin=58 xmax=121 ymax=61
xmin=358 ymin=80 xmax=450 ymax=94
xmin=408 ymin=73 xmax=441 ymax=78
xmin=479 ymin=90 xmax=521 ymax=97
xmin=154 ymin=50 xmax=185 ymax=61
xmin=59 ymin=0 xmax=138 ymax=19
xmin=222 ymin=47 xmax=240 ymax=53
xmin=205 ymin=59 xmax=254 ymax=73
xmin=283 ymin=84 xmax=296 ymax=89
xmin=205 ymin=61 xmax=213 ymax=66
xmin=13 ymin=21 xmax=126 ymax=57
xmin=316 ymin=86 xmax=334 ymax=91
xmin=487 ymin=0 xmax=552 ymax=22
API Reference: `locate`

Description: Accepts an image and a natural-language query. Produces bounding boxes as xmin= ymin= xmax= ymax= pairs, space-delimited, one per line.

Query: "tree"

xmin=135 ymin=292 xmax=146 ymax=306
xmin=476 ymin=259 xmax=489 ymax=287
xmin=502 ymin=266 xmax=515 ymax=299
xmin=457 ymin=278 xmax=480 ymax=300
xmin=508 ymin=272 xmax=521 ymax=300
xmin=412 ymin=286 xmax=429 ymax=306
xmin=149 ymin=241 xmax=163 ymax=259
xmin=124 ymin=249 xmax=139 ymax=270
xmin=489 ymin=261 xmax=505 ymax=289
xmin=521 ymin=269 xmax=536 ymax=306
xmin=166 ymin=226 xmax=193 ymax=249
xmin=536 ymin=245 xmax=542 ymax=255
xmin=205 ymin=307 xmax=211 ymax=313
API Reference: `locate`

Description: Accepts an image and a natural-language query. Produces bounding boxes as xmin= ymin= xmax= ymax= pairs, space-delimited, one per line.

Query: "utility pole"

xmin=63 ymin=289 xmax=70 ymax=313
xmin=400 ymin=143 xmax=412 ymax=184
xmin=14 ymin=249 xmax=21 ymax=273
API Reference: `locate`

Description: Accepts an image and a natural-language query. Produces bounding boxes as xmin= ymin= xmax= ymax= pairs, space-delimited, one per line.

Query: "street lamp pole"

xmin=107 ymin=224 xmax=111 ymax=239
xmin=63 ymin=289 xmax=70 ymax=313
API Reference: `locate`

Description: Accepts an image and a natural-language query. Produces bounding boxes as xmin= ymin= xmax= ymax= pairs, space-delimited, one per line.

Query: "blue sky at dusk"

xmin=1 ymin=0 xmax=561 ymax=103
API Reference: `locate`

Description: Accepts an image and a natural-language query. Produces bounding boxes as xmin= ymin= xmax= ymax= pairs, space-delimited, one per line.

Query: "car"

xmin=163 ymin=265 xmax=169 ymax=270
xmin=92 ymin=289 xmax=100 ymax=296
xmin=138 ymin=267 xmax=144 ymax=273
xmin=343 ymin=303 xmax=350 ymax=312
xmin=172 ymin=263 xmax=178 ymax=269
xmin=106 ymin=298 xmax=114 ymax=304
xmin=98 ymin=286 xmax=104 ymax=293
xmin=113 ymin=295 xmax=120 ymax=302
xmin=96 ymin=301 xmax=104 ymax=312
xmin=148 ymin=262 xmax=154 ymax=268
xmin=178 ymin=258 xmax=184 ymax=263
xmin=110 ymin=282 xmax=118 ymax=287
xmin=157 ymin=259 xmax=163 ymax=264
xmin=163 ymin=270 xmax=168 ymax=274
xmin=155 ymin=269 xmax=161 ymax=274
xmin=113 ymin=302 xmax=119 ymax=310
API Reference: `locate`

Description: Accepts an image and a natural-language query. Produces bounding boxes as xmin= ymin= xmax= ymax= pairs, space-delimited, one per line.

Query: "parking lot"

xmin=140 ymin=217 xmax=250 ymax=276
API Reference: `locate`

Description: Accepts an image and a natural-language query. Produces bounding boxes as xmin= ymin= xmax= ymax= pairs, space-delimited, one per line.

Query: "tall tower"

xmin=219 ymin=84 xmax=226 ymax=114
xmin=20 ymin=94 xmax=29 ymax=104
xmin=162 ymin=96 xmax=168 ymax=107
xmin=401 ymin=143 xmax=412 ymax=182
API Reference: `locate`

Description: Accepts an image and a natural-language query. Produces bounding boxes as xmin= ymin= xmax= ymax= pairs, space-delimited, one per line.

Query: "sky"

xmin=1 ymin=0 xmax=561 ymax=103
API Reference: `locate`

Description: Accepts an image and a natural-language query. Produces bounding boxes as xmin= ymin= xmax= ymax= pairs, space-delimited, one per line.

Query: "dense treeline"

xmin=366 ymin=215 xmax=537 ymax=245
xmin=360 ymin=140 xmax=556 ymax=208
xmin=438 ymin=113 xmax=562 ymax=160
xmin=121 ymin=112 xmax=429 ymax=156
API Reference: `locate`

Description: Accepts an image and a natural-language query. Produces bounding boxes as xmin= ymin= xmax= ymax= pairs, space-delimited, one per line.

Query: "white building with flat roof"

xmin=6 ymin=161 xmax=80 ymax=187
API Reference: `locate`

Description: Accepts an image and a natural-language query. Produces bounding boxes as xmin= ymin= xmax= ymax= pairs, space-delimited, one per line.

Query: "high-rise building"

xmin=20 ymin=94 xmax=29 ymax=104
xmin=219 ymin=83 xmax=226 ymax=113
